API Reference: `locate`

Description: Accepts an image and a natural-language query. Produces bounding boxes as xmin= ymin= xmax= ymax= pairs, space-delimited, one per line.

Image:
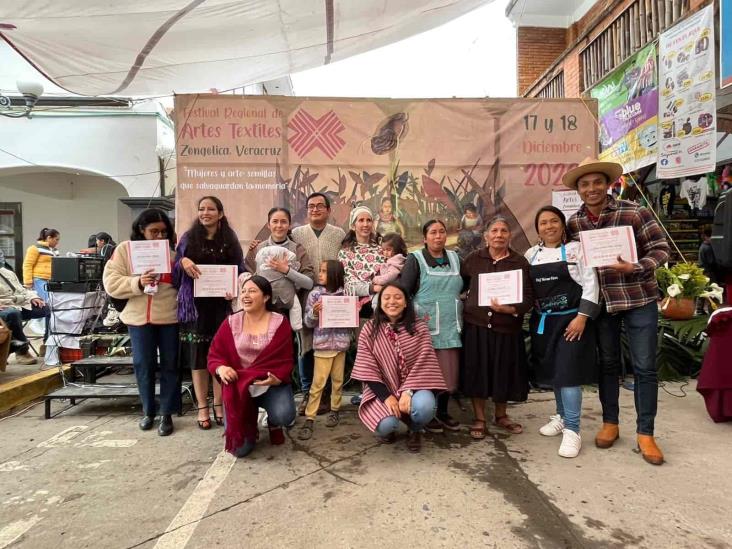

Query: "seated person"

xmin=0 ymin=250 xmax=50 ymax=364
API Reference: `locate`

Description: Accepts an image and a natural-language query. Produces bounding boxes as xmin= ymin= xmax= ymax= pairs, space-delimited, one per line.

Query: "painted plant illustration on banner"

xmin=591 ymin=42 xmax=658 ymax=173
xmin=174 ymin=96 xmax=597 ymax=255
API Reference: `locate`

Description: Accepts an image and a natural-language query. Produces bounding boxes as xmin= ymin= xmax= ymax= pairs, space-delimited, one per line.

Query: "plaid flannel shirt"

xmin=566 ymin=197 xmax=669 ymax=314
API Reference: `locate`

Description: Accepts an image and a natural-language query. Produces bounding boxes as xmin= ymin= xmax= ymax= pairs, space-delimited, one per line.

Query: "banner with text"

xmin=591 ymin=43 xmax=658 ymax=173
xmin=722 ymin=0 xmax=732 ymax=89
xmin=658 ymin=4 xmax=716 ymax=178
xmin=174 ymin=96 xmax=597 ymax=253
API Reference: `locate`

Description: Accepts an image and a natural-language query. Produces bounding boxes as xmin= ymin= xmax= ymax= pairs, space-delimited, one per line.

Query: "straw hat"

xmin=562 ymin=157 xmax=623 ymax=190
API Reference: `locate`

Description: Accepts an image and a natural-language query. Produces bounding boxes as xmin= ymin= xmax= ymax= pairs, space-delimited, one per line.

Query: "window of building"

xmin=536 ymin=72 xmax=565 ymax=98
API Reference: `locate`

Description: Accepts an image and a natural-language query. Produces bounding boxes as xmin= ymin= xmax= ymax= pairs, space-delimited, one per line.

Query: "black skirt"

xmin=179 ymin=297 xmax=231 ymax=371
xmin=528 ymin=311 xmax=597 ymax=388
xmin=461 ymin=323 xmax=528 ymax=402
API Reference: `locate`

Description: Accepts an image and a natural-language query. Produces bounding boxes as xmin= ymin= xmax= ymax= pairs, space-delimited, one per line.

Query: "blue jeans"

xmin=255 ymin=384 xmax=297 ymax=427
xmin=555 ymin=386 xmax=582 ymax=434
xmin=375 ymin=390 xmax=436 ymax=436
xmin=33 ymin=278 xmax=49 ymax=302
xmin=595 ymin=301 xmax=658 ymax=435
xmin=298 ymin=349 xmax=314 ymax=394
xmin=128 ymin=324 xmax=180 ymax=416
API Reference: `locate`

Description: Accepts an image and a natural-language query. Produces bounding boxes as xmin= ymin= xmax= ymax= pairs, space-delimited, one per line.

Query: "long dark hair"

xmin=185 ymin=196 xmax=241 ymax=262
xmin=267 ymin=207 xmax=293 ymax=240
xmin=95 ymin=232 xmax=116 ymax=246
xmin=38 ymin=228 xmax=60 ymax=241
xmin=322 ymin=260 xmax=344 ymax=293
xmin=244 ymin=275 xmax=275 ymax=312
xmin=370 ymin=282 xmax=417 ymax=340
xmin=131 ymin=208 xmax=175 ymax=243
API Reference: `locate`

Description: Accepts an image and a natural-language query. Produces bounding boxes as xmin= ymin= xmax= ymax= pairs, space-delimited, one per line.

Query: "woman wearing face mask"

xmin=525 ymin=206 xmax=599 ymax=458
xmin=461 ymin=216 xmax=533 ymax=440
xmin=174 ymin=196 xmax=245 ymax=430
xmin=400 ymin=219 xmax=463 ymax=433
xmin=208 ymin=275 xmax=296 ymax=458
xmin=245 ymin=207 xmax=314 ymax=327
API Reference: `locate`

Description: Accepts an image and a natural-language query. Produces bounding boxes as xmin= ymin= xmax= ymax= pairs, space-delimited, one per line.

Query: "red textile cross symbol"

xmin=287 ymin=109 xmax=345 ymax=159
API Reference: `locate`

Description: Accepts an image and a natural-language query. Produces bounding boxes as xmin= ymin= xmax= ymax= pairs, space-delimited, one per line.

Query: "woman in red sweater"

xmin=207 ymin=275 xmax=296 ymax=457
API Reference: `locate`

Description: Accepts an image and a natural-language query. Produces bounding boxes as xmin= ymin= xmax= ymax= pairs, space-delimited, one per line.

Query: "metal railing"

xmin=581 ymin=0 xmax=690 ymax=90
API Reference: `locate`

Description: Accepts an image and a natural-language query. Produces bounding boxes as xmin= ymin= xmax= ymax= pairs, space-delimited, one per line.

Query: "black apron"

xmin=528 ymin=244 xmax=597 ymax=388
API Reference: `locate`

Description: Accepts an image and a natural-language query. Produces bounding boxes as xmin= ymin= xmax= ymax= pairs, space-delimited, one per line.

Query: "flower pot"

xmin=661 ymin=297 xmax=695 ymax=320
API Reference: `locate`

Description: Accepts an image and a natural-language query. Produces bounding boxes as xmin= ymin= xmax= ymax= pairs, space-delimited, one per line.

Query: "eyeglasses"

xmin=145 ymin=229 xmax=168 ymax=237
xmin=307 ymin=204 xmax=328 ymax=211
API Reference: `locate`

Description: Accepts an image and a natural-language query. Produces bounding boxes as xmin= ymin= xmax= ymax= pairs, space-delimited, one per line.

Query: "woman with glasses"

xmin=103 ymin=209 xmax=180 ymax=436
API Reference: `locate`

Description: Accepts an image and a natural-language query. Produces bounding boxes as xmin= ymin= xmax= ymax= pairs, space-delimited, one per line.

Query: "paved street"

xmin=1 ymin=381 xmax=731 ymax=549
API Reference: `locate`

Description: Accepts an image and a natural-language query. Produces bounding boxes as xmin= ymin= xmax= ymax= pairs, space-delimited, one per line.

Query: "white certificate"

xmin=579 ymin=226 xmax=638 ymax=268
xmin=478 ymin=269 xmax=523 ymax=306
xmin=194 ymin=265 xmax=238 ymax=297
xmin=128 ymin=240 xmax=171 ymax=274
xmin=319 ymin=296 xmax=359 ymax=328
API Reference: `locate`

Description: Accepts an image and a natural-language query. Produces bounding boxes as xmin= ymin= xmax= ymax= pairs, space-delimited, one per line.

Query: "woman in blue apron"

xmin=525 ymin=206 xmax=600 ymax=458
xmin=400 ymin=219 xmax=463 ymax=432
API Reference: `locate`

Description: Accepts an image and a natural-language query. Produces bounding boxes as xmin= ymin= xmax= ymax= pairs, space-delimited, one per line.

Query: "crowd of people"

xmin=98 ymin=157 xmax=671 ymax=465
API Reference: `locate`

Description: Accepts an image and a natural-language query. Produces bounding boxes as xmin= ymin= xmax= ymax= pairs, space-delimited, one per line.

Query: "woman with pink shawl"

xmin=352 ymin=283 xmax=447 ymax=452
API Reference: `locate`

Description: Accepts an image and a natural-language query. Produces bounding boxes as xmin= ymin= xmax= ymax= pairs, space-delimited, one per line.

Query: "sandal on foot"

xmin=212 ymin=403 xmax=224 ymax=426
xmin=494 ymin=415 xmax=523 ymax=434
xmin=195 ymin=405 xmax=212 ymax=431
xmin=469 ymin=419 xmax=487 ymax=440
xmin=298 ymin=419 xmax=314 ymax=440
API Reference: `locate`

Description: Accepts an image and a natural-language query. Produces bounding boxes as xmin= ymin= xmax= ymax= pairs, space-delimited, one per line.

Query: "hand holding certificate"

xmin=579 ymin=226 xmax=638 ymax=268
xmin=319 ymin=296 xmax=359 ymax=328
xmin=193 ymin=265 xmax=238 ymax=298
xmin=478 ymin=269 xmax=523 ymax=306
xmin=128 ymin=240 xmax=171 ymax=274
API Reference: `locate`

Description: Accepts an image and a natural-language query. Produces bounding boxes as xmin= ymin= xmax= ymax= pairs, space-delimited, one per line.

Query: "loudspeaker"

xmin=51 ymin=257 xmax=103 ymax=283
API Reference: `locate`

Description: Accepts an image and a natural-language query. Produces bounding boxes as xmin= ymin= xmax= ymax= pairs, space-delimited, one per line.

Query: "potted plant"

xmin=655 ymin=263 xmax=723 ymax=320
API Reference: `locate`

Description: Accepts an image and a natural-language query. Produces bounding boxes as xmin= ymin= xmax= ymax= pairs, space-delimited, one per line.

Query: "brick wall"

xmin=516 ymin=26 xmax=568 ymax=95
xmin=519 ymin=0 xmax=708 ymax=99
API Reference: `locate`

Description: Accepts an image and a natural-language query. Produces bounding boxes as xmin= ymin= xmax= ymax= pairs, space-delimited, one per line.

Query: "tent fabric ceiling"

xmin=0 ymin=0 xmax=491 ymax=97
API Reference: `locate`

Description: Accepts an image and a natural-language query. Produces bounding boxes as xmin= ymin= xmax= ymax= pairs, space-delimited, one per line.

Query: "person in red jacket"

xmin=208 ymin=275 xmax=296 ymax=458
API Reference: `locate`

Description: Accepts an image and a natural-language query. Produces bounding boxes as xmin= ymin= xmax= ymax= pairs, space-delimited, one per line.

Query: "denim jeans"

xmin=33 ymin=278 xmax=49 ymax=302
xmin=595 ymin=301 xmax=658 ymax=435
xmin=0 ymin=309 xmax=27 ymax=352
xmin=555 ymin=386 xmax=582 ymax=434
xmin=298 ymin=349 xmax=314 ymax=394
xmin=375 ymin=390 xmax=436 ymax=436
xmin=128 ymin=324 xmax=180 ymax=416
xmin=255 ymin=384 xmax=296 ymax=427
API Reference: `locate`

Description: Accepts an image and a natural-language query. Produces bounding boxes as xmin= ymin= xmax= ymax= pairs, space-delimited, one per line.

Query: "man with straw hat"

xmin=563 ymin=157 xmax=670 ymax=465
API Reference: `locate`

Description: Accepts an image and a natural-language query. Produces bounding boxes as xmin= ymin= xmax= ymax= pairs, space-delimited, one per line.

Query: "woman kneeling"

xmin=208 ymin=275 xmax=296 ymax=457
xmin=352 ymin=283 xmax=447 ymax=452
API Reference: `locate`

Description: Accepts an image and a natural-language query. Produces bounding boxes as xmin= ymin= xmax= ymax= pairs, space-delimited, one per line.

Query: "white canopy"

xmin=0 ymin=0 xmax=491 ymax=97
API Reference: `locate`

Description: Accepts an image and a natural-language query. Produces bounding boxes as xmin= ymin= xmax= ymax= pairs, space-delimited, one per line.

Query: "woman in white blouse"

xmin=525 ymin=206 xmax=600 ymax=458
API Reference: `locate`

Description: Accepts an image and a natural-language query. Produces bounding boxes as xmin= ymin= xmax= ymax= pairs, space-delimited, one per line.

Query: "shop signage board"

xmin=722 ymin=0 xmax=732 ymax=89
xmin=174 ymin=95 xmax=597 ymax=251
xmin=657 ymin=4 xmax=716 ymax=178
xmin=590 ymin=43 xmax=658 ymax=173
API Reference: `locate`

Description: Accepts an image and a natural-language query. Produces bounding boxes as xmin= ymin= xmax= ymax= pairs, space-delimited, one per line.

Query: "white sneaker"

xmin=539 ymin=414 xmax=564 ymax=436
xmin=558 ymin=429 xmax=582 ymax=458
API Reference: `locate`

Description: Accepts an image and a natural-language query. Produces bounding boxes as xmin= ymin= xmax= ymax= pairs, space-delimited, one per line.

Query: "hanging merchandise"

xmin=680 ymin=176 xmax=708 ymax=210
xmin=591 ymin=43 xmax=658 ymax=173
xmin=657 ymin=5 xmax=717 ymax=178
xmin=659 ymin=182 xmax=676 ymax=217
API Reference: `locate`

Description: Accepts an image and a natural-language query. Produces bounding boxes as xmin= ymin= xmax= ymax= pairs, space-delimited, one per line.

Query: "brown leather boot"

xmin=637 ymin=435 xmax=664 ymax=465
xmin=595 ymin=423 xmax=619 ymax=448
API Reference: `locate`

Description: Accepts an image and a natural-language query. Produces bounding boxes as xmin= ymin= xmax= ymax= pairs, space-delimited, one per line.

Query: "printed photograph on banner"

xmin=174 ymin=96 xmax=598 ymax=256
xmin=657 ymin=5 xmax=716 ymax=178
xmin=590 ymin=43 xmax=658 ymax=173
